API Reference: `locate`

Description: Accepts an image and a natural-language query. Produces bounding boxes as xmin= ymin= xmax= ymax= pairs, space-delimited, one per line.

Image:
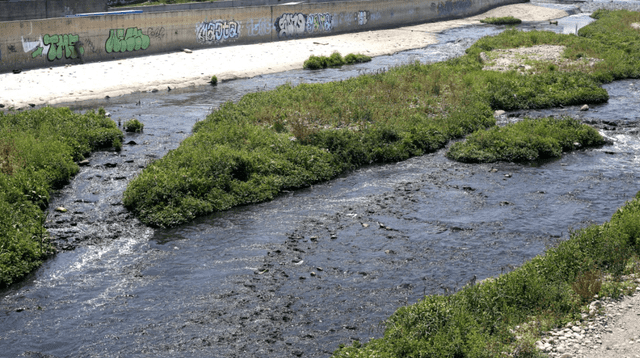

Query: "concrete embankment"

xmin=0 ymin=0 xmax=526 ymax=73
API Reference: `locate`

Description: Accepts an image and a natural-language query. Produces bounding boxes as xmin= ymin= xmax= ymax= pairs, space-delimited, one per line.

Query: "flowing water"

xmin=2 ymin=13 xmax=640 ymax=358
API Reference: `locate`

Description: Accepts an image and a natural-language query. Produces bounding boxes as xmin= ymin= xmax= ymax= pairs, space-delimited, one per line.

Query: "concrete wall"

xmin=0 ymin=0 xmax=526 ymax=73
xmin=0 ymin=0 xmax=107 ymax=21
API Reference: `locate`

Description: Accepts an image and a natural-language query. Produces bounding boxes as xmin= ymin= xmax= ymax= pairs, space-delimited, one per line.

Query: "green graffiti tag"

xmin=43 ymin=34 xmax=84 ymax=61
xmin=105 ymin=28 xmax=150 ymax=53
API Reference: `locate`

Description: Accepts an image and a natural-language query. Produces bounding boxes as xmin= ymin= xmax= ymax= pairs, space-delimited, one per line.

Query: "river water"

xmin=2 ymin=12 xmax=640 ymax=358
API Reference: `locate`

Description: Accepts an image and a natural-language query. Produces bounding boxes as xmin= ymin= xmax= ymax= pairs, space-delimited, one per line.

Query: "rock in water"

xmin=581 ymin=104 xmax=589 ymax=111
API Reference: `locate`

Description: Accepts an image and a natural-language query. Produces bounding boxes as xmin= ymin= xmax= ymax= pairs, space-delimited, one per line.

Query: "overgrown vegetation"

xmin=123 ymin=118 xmax=144 ymax=133
xmin=125 ymin=10 xmax=640 ymax=230
xmin=333 ymin=191 xmax=640 ymax=357
xmin=0 ymin=107 xmax=122 ymax=287
xmin=480 ymin=16 xmax=522 ymax=25
xmin=303 ymin=52 xmax=372 ymax=69
xmin=447 ymin=117 xmax=606 ymax=163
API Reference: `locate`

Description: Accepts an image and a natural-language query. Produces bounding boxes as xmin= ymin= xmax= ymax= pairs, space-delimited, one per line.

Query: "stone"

xmin=479 ymin=52 xmax=490 ymax=63
xmin=78 ymin=159 xmax=90 ymax=166
xmin=183 ymin=48 xmax=193 ymax=53
xmin=580 ymin=104 xmax=589 ymax=111
xmin=494 ymin=110 xmax=506 ymax=116
xmin=55 ymin=206 xmax=67 ymax=213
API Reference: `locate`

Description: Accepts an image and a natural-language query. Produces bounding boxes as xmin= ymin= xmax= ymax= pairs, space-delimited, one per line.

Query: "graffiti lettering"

xmin=195 ymin=20 xmax=239 ymax=44
xmin=105 ymin=27 xmax=150 ymax=53
xmin=247 ymin=17 xmax=272 ymax=37
xmin=7 ymin=44 xmax=17 ymax=53
xmin=356 ymin=11 xmax=369 ymax=26
xmin=147 ymin=27 xmax=166 ymax=40
xmin=43 ymin=34 xmax=84 ymax=61
xmin=306 ymin=13 xmax=332 ymax=33
xmin=275 ymin=13 xmax=306 ymax=38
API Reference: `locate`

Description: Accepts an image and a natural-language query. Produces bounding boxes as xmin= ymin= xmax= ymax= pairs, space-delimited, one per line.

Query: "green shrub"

xmin=446 ymin=117 xmax=606 ymax=163
xmin=123 ymin=118 xmax=144 ymax=133
xmin=210 ymin=75 xmax=218 ymax=86
xmin=480 ymin=16 xmax=523 ymax=25
xmin=345 ymin=53 xmax=372 ymax=65
xmin=0 ymin=107 xmax=122 ymax=287
xmin=304 ymin=52 xmax=371 ymax=69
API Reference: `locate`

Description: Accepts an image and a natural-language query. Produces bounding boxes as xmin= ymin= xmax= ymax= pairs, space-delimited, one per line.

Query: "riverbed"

xmin=2 ymin=12 xmax=640 ymax=358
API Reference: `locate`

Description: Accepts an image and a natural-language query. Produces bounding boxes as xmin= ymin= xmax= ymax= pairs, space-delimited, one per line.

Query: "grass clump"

xmin=304 ymin=52 xmax=371 ymax=69
xmin=0 ymin=107 xmax=123 ymax=287
xmin=333 ymin=191 xmax=640 ymax=357
xmin=481 ymin=16 xmax=523 ymax=25
xmin=126 ymin=10 xmax=640 ymax=228
xmin=123 ymin=118 xmax=144 ymax=133
xmin=446 ymin=117 xmax=606 ymax=163
xmin=210 ymin=75 xmax=218 ymax=86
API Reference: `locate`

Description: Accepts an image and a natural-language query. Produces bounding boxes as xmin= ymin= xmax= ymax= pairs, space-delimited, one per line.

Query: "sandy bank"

xmin=0 ymin=3 xmax=567 ymax=110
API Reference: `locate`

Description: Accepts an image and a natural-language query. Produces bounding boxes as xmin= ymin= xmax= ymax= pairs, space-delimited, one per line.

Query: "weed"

xmin=123 ymin=118 xmax=144 ymax=133
xmin=210 ymin=75 xmax=218 ymax=86
xmin=572 ymin=270 xmax=602 ymax=302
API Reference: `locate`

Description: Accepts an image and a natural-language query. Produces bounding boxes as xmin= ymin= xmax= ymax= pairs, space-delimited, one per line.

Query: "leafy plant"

xmin=123 ymin=118 xmax=144 ymax=133
xmin=210 ymin=75 xmax=218 ymax=86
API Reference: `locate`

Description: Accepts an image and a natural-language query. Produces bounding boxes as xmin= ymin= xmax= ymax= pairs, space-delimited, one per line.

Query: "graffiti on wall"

xmin=275 ymin=12 xmax=333 ymax=38
xmin=247 ymin=17 xmax=272 ymax=37
xmin=105 ymin=27 xmax=150 ymax=53
xmin=147 ymin=27 xmax=166 ymax=40
xmin=306 ymin=13 xmax=332 ymax=33
xmin=8 ymin=45 xmax=17 ymax=53
xmin=22 ymin=34 xmax=84 ymax=61
xmin=356 ymin=10 xmax=369 ymax=26
xmin=275 ymin=13 xmax=306 ymax=38
xmin=195 ymin=20 xmax=239 ymax=44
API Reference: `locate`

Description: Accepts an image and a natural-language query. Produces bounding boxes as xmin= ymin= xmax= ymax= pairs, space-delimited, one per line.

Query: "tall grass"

xmin=0 ymin=107 xmax=122 ymax=287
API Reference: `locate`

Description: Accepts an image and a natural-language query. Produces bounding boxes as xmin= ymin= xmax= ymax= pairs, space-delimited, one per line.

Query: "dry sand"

xmin=0 ymin=3 xmax=567 ymax=109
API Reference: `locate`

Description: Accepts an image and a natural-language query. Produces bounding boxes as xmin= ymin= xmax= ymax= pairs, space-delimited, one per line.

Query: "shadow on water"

xmin=2 ymin=15 xmax=640 ymax=357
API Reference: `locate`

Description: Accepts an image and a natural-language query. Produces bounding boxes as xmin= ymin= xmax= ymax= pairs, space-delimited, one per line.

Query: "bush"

xmin=304 ymin=52 xmax=371 ymax=69
xmin=123 ymin=118 xmax=144 ymax=133
xmin=481 ymin=16 xmax=523 ymax=25
xmin=0 ymin=107 xmax=122 ymax=287
xmin=210 ymin=75 xmax=218 ymax=86
xmin=446 ymin=117 xmax=606 ymax=163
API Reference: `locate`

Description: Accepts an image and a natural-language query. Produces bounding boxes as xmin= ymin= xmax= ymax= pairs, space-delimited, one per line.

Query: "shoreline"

xmin=0 ymin=3 xmax=568 ymax=110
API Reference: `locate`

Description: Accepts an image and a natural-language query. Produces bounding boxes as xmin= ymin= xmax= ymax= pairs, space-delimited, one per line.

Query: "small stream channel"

xmin=2 ymin=11 xmax=640 ymax=358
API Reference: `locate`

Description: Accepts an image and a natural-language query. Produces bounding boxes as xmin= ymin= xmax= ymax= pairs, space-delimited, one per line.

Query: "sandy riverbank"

xmin=0 ymin=3 xmax=567 ymax=109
